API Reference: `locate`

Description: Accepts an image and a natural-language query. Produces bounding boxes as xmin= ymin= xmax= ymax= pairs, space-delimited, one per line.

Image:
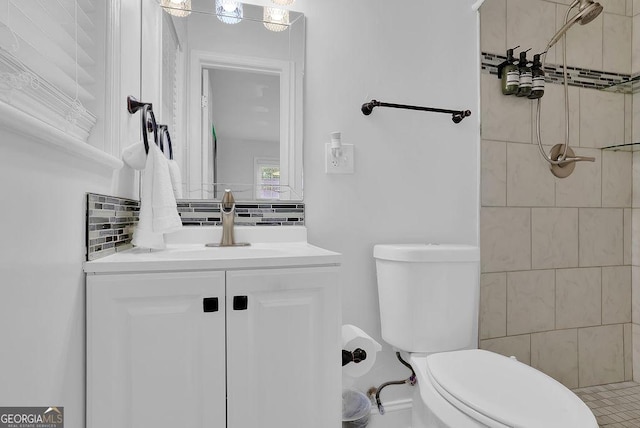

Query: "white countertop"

xmin=85 ymin=227 xmax=341 ymax=274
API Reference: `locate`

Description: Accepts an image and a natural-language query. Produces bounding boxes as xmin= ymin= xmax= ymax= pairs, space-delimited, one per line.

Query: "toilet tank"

xmin=374 ymin=244 xmax=480 ymax=354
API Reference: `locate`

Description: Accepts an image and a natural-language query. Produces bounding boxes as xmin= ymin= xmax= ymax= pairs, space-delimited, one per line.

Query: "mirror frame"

xmin=141 ymin=0 xmax=304 ymax=201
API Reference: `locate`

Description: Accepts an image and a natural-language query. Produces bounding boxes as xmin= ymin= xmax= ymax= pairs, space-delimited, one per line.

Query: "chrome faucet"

xmin=220 ymin=189 xmax=236 ymax=246
xmin=206 ymin=189 xmax=249 ymax=247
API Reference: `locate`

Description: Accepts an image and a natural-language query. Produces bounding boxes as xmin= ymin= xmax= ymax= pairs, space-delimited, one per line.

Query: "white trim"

xmin=141 ymin=0 xmax=163 ymax=116
xmin=0 ymin=50 xmax=96 ymax=141
xmin=370 ymin=398 xmax=413 ymax=416
xmin=0 ymin=101 xmax=123 ymax=170
xmin=105 ymin=0 xmax=122 ymax=158
xmin=471 ymin=0 xmax=486 ymax=11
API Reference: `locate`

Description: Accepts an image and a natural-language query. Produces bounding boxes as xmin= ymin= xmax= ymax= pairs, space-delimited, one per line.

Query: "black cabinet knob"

xmin=203 ymin=297 xmax=219 ymax=313
xmin=233 ymin=296 xmax=248 ymax=310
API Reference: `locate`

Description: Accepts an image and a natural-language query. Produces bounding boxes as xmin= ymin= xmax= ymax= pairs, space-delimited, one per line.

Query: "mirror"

xmin=142 ymin=0 xmax=305 ymax=200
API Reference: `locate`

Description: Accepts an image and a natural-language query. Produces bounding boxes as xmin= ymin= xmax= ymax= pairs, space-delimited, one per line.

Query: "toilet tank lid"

xmin=373 ymin=244 xmax=479 ymax=263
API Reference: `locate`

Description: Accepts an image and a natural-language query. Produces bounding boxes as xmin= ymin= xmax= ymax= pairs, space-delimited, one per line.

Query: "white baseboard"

xmin=370 ymin=398 xmax=413 ymax=415
xmin=367 ymin=398 xmax=413 ymax=428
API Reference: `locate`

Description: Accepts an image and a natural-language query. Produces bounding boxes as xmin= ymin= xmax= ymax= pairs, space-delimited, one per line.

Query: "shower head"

xmin=546 ymin=0 xmax=603 ymax=49
xmin=578 ymin=0 xmax=603 ymax=25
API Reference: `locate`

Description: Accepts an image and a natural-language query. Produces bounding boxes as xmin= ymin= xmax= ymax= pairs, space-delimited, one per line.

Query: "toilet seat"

xmin=417 ymin=349 xmax=597 ymax=428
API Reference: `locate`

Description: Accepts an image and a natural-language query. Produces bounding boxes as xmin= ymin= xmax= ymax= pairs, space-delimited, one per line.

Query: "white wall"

xmin=294 ymin=0 xmax=480 ymax=411
xmin=0 ymin=2 xmax=478 ymax=428
xmin=0 ymin=130 xmax=116 ymax=427
xmin=0 ymin=2 xmax=141 ymax=426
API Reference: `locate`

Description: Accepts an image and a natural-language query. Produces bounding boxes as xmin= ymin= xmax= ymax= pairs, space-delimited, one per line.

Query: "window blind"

xmin=0 ymin=0 xmax=103 ymax=141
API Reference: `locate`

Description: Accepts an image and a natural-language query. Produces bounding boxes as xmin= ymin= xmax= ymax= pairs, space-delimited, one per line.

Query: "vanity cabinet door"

xmin=225 ymin=267 xmax=341 ymax=428
xmin=87 ymin=271 xmax=226 ymax=428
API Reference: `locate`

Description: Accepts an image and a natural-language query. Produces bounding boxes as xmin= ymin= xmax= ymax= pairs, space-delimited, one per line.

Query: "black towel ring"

xmin=156 ymin=124 xmax=167 ymax=154
xmin=156 ymin=124 xmax=174 ymax=160
xmin=163 ymin=127 xmax=174 ymax=160
xmin=127 ymin=96 xmax=159 ymax=154
xmin=127 ymin=95 xmax=150 ymax=114
xmin=141 ymin=105 xmax=159 ymax=154
xmin=141 ymin=104 xmax=151 ymax=154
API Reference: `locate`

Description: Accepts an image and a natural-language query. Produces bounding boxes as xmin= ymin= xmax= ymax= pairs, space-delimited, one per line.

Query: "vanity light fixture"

xmin=271 ymin=0 xmax=295 ymax=5
xmin=160 ymin=0 xmax=191 ymax=17
xmin=216 ymin=0 xmax=243 ymax=24
xmin=263 ymin=7 xmax=289 ymax=32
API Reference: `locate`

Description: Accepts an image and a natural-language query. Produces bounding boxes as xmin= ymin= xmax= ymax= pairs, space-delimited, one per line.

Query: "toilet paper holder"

xmin=342 ymin=348 xmax=367 ymax=366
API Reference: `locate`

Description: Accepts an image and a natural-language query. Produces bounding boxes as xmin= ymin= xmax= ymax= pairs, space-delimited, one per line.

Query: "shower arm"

xmin=535 ymin=2 xmax=595 ymax=166
xmin=547 ymin=0 xmax=583 ymax=48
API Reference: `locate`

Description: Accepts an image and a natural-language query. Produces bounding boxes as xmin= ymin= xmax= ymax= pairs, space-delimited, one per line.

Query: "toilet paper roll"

xmin=342 ymin=324 xmax=382 ymax=378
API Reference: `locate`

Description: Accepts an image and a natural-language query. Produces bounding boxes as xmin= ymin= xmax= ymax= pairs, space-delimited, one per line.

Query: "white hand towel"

xmin=121 ymin=140 xmax=147 ymax=170
xmin=132 ymin=143 xmax=183 ymax=249
xmin=167 ymin=159 xmax=183 ymax=199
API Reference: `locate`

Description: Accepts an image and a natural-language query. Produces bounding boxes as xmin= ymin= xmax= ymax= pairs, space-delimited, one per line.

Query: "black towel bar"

xmin=361 ymin=99 xmax=471 ymax=124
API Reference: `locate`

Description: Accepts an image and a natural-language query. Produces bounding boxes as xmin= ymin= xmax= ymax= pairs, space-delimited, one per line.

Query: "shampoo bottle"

xmin=501 ymin=48 xmax=519 ymax=95
xmin=528 ymin=53 xmax=545 ymax=99
xmin=516 ymin=50 xmax=532 ymax=97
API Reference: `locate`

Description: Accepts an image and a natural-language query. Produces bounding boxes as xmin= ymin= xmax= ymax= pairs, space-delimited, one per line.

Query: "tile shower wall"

xmin=632 ymin=0 xmax=640 ymax=388
xmin=480 ymin=0 xmax=635 ymax=388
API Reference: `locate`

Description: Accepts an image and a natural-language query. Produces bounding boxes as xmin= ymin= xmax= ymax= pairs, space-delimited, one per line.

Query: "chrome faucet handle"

xmin=557 ymin=155 xmax=596 ymax=165
xmin=220 ymin=189 xmax=235 ymax=212
xmin=549 ymin=144 xmax=595 ymax=178
xmin=220 ymin=189 xmax=236 ymax=246
xmin=205 ymin=189 xmax=250 ymax=247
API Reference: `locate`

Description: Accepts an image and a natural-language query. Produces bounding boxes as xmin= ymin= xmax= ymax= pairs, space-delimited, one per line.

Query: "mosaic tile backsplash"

xmin=481 ymin=52 xmax=639 ymax=92
xmin=86 ymin=193 xmax=139 ymax=261
xmin=177 ymin=201 xmax=305 ymax=227
xmin=86 ymin=193 xmax=305 ymax=260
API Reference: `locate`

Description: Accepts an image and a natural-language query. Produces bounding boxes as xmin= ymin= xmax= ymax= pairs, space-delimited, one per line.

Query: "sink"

xmin=84 ymin=231 xmax=341 ymax=273
xmin=164 ymin=225 xmax=309 ymax=246
xmin=144 ymin=243 xmax=290 ymax=260
xmin=205 ymin=242 xmax=251 ymax=248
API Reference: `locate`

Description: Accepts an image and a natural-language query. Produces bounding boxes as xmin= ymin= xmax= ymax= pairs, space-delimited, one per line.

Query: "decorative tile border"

xmin=86 ymin=193 xmax=139 ymax=261
xmin=177 ymin=200 xmax=305 ymax=226
xmin=86 ymin=193 xmax=305 ymax=260
xmin=481 ymin=52 xmax=639 ymax=93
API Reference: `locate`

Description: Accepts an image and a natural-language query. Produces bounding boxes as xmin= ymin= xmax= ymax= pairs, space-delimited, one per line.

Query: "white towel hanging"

xmin=132 ymin=142 xmax=182 ymax=249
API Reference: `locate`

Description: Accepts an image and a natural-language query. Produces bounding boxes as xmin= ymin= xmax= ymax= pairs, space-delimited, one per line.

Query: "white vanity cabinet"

xmin=225 ymin=268 xmax=340 ymax=428
xmin=86 ymin=265 xmax=341 ymax=428
xmin=87 ymin=271 xmax=227 ymax=428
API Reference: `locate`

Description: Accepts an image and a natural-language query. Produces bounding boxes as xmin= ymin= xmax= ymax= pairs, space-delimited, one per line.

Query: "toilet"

xmin=374 ymin=244 xmax=598 ymax=428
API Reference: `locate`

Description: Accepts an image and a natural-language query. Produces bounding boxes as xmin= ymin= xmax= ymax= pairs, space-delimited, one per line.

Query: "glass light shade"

xmin=216 ymin=0 xmax=243 ymax=24
xmin=263 ymin=7 xmax=289 ymax=32
xmin=271 ymin=0 xmax=295 ymax=4
xmin=161 ymin=0 xmax=191 ymax=17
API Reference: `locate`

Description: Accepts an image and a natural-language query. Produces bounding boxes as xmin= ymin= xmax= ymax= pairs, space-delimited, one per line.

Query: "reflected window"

xmin=255 ymin=158 xmax=280 ymax=199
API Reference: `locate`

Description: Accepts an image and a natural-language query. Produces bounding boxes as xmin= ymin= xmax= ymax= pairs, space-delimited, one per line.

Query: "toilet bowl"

xmin=410 ymin=350 xmax=597 ymax=427
xmin=374 ymin=244 xmax=598 ymax=428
